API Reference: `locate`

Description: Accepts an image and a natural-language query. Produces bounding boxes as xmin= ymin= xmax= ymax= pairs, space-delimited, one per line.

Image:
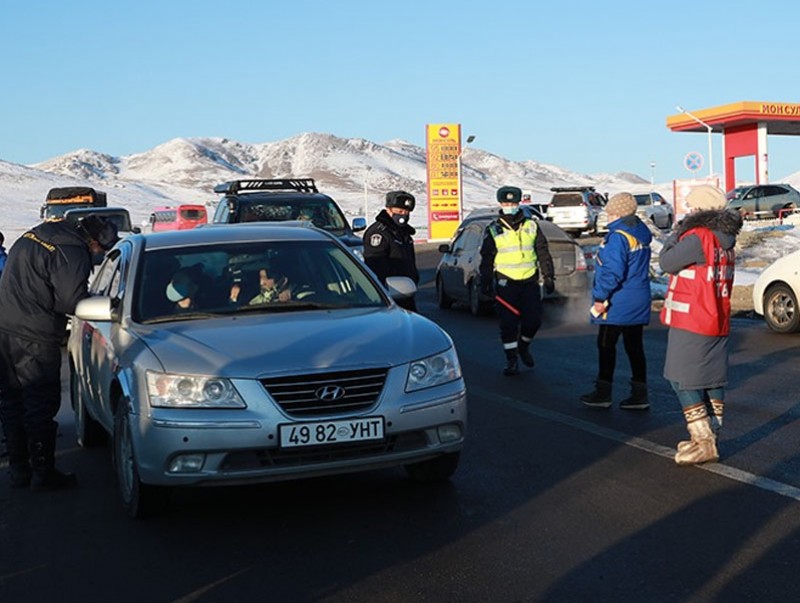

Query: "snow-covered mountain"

xmin=5 ymin=131 xmax=800 ymax=249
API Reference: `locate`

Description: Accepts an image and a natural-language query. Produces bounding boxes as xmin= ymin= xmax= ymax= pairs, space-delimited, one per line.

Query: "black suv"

xmin=211 ymin=178 xmax=367 ymax=258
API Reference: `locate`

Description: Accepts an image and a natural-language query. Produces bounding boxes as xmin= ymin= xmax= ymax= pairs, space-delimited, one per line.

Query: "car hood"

xmin=134 ymin=307 xmax=452 ymax=377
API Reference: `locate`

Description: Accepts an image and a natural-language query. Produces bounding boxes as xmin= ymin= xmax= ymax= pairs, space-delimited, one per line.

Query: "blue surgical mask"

xmin=501 ymin=206 xmax=520 ymax=215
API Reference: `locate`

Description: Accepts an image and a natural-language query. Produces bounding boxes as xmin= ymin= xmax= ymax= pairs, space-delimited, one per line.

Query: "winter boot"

xmin=619 ymin=380 xmax=650 ymax=410
xmin=677 ymin=399 xmax=724 ymax=452
xmin=518 ymin=337 xmax=535 ymax=368
xmin=3 ymin=426 xmax=31 ymax=488
xmin=503 ymin=350 xmax=519 ymax=376
xmin=675 ymin=416 xmax=719 ymax=465
xmin=580 ymin=380 xmax=613 ymax=409
xmin=29 ymin=434 xmax=77 ymax=492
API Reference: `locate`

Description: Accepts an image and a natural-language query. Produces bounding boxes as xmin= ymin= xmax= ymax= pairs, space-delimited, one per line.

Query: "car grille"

xmin=220 ymin=432 xmax=428 ymax=470
xmin=260 ymin=368 xmax=388 ymax=418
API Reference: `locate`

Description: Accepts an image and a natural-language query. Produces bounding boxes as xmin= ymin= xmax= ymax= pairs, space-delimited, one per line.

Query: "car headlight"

xmin=405 ymin=347 xmax=462 ymax=392
xmin=146 ymin=371 xmax=246 ymax=408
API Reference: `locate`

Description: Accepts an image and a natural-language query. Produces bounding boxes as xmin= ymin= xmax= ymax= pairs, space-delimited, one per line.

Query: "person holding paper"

xmin=580 ymin=192 xmax=652 ymax=409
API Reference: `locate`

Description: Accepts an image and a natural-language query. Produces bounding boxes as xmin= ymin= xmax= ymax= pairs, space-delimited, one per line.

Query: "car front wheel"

xmin=113 ymin=402 xmax=169 ymax=518
xmin=469 ymin=279 xmax=490 ymax=316
xmin=436 ymin=275 xmax=453 ymax=309
xmin=763 ymin=283 xmax=800 ymax=333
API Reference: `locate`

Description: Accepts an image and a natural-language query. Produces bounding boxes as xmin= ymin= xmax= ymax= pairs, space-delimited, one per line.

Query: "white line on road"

xmin=476 ymin=386 xmax=800 ymax=503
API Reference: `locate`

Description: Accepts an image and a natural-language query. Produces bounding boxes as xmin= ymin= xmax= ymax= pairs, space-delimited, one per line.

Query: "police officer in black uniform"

xmin=479 ymin=186 xmax=555 ymax=376
xmin=363 ymin=190 xmax=420 ymax=311
xmin=0 ymin=215 xmax=118 ymax=490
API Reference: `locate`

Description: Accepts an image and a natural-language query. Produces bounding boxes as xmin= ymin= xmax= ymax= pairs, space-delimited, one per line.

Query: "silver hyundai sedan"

xmin=68 ymin=223 xmax=466 ymax=517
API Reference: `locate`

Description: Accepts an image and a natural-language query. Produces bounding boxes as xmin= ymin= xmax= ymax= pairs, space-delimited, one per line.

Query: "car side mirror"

xmin=74 ymin=296 xmax=114 ymax=322
xmin=132 ymin=226 xmax=142 ymax=234
xmin=385 ymin=276 xmax=417 ymax=301
xmin=546 ymin=216 xmax=554 ymax=222
xmin=438 ymin=243 xmax=451 ymax=253
xmin=352 ymin=217 xmax=367 ymax=232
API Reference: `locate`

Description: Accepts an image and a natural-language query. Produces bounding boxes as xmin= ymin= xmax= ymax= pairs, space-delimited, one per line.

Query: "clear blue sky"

xmin=2 ymin=0 xmax=799 ymax=185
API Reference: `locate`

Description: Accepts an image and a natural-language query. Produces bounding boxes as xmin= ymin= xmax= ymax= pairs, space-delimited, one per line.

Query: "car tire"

xmin=468 ymin=279 xmax=489 ymax=316
xmin=436 ymin=275 xmax=453 ymax=309
xmin=113 ymin=402 xmax=169 ymax=518
xmin=763 ymin=283 xmax=800 ymax=333
xmin=71 ymin=366 xmax=105 ymax=448
xmin=405 ymin=452 xmax=460 ymax=482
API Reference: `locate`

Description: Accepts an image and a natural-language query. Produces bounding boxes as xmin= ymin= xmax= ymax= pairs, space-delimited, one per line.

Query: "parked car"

xmin=435 ymin=207 xmax=590 ymax=316
xmin=546 ymin=187 xmax=606 ymax=236
xmin=596 ymin=192 xmax=673 ymax=232
xmin=211 ymin=178 xmax=367 ymax=258
xmin=752 ymin=249 xmax=800 ymax=333
xmin=68 ymin=223 xmax=467 ymax=517
xmin=725 ymin=184 xmax=800 ymax=219
xmin=63 ymin=206 xmax=141 ymax=236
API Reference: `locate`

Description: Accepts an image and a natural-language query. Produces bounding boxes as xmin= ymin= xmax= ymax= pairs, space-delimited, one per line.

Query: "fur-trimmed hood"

xmin=676 ymin=209 xmax=743 ymax=249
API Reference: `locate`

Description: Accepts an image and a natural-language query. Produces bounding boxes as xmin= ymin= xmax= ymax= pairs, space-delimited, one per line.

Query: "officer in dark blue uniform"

xmin=363 ymin=190 xmax=420 ymax=311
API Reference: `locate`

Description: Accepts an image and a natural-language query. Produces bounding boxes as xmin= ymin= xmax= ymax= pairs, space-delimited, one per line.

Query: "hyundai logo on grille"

xmin=315 ymin=385 xmax=346 ymax=401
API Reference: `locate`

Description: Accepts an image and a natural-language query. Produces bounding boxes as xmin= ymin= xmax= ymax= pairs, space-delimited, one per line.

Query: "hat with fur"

xmin=496 ymin=186 xmax=522 ymax=204
xmin=385 ymin=190 xmax=416 ymax=211
xmin=605 ymin=192 xmax=637 ymax=218
xmin=686 ymin=184 xmax=726 ymax=211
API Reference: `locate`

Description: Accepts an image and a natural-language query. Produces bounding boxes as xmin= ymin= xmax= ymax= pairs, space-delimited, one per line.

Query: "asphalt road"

xmin=1 ymin=246 xmax=799 ymax=602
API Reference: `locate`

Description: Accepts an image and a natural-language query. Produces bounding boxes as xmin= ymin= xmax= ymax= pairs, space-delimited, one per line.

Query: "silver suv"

xmin=725 ymin=183 xmax=800 ymax=219
xmin=546 ymin=187 xmax=606 ymax=236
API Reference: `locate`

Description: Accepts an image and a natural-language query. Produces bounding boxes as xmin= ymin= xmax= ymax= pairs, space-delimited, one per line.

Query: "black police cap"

xmin=385 ymin=190 xmax=416 ymax=211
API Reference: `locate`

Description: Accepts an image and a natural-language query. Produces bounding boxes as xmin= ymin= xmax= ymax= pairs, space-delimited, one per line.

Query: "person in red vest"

xmin=659 ymin=185 xmax=743 ymax=465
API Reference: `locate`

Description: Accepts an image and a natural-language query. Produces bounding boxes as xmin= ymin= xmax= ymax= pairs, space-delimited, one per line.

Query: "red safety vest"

xmin=660 ymin=227 xmax=735 ymax=336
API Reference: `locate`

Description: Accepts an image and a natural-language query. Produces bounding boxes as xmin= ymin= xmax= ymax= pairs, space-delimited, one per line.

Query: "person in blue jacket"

xmin=0 ymin=231 xmax=7 ymax=280
xmin=580 ymin=192 xmax=653 ymax=409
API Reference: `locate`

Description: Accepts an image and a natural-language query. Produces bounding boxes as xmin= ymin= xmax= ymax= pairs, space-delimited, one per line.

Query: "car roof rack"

xmin=550 ymin=186 xmax=596 ymax=192
xmin=214 ymin=178 xmax=319 ymax=195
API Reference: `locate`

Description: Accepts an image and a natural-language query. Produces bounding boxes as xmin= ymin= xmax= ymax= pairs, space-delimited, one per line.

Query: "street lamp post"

xmin=676 ymin=105 xmax=714 ymax=179
xmin=650 ymin=161 xmax=655 ymax=186
xmin=457 ymin=134 xmax=476 ymax=222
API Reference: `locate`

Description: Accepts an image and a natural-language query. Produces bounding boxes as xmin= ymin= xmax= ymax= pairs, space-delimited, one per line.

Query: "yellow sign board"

xmin=426 ymin=123 xmax=462 ymax=241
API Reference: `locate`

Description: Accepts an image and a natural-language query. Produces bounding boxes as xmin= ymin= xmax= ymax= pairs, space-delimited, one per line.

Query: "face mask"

xmin=501 ymin=206 xmax=520 ymax=215
xmin=391 ymin=213 xmax=408 ymax=226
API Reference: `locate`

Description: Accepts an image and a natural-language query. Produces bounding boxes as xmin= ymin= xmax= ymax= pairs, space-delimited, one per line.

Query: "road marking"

xmin=476 ymin=386 xmax=800 ymax=502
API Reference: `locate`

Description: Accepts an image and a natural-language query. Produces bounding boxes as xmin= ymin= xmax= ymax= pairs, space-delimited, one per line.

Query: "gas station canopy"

xmin=667 ymin=101 xmax=800 ymax=190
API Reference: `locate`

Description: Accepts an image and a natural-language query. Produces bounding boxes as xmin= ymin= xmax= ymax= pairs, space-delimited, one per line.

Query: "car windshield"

xmin=726 ymin=187 xmax=748 ymax=201
xmin=550 ymin=193 xmax=585 ymax=207
xmin=238 ymin=198 xmax=348 ymax=231
xmin=134 ymin=239 xmax=385 ymax=323
xmin=634 ymin=194 xmax=650 ymax=206
xmin=65 ymin=211 xmax=132 ymax=232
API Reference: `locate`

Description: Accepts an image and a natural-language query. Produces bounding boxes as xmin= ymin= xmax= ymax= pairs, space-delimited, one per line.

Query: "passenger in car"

xmin=248 ymin=267 xmax=292 ymax=305
xmin=165 ymin=267 xmax=201 ymax=311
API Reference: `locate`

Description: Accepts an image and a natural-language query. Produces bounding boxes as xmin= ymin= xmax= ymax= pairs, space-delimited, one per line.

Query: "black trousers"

xmin=596 ymin=324 xmax=647 ymax=383
xmin=495 ymin=278 xmax=543 ymax=347
xmin=0 ymin=331 xmax=63 ymax=444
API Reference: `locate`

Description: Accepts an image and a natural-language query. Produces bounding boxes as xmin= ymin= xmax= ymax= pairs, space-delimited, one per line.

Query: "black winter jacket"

xmin=363 ymin=210 xmax=419 ymax=284
xmin=0 ymin=221 xmax=93 ymax=343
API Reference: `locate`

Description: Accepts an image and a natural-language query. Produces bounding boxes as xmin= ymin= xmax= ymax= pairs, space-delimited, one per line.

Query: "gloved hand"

xmin=543 ymin=278 xmax=555 ymax=295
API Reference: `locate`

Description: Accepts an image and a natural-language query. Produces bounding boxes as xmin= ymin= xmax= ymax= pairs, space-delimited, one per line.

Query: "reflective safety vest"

xmin=660 ymin=227 xmax=735 ymax=336
xmin=490 ymin=217 xmax=539 ymax=280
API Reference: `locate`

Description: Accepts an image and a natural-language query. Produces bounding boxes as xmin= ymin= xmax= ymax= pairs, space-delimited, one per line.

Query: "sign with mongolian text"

xmin=426 ymin=123 xmax=462 ymax=241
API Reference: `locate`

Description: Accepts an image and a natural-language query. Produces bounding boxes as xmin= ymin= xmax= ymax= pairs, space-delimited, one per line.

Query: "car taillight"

xmin=576 ymin=246 xmax=588 ymax=271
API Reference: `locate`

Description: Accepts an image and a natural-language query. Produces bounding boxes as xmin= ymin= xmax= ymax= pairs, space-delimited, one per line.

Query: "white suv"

xmin=546 ymin=187 xmax=606 ymax=236
xmin=597 ymin=192 xmax=673 ymax=232
xmin=752 ymin=249 xmax=800 ymax=333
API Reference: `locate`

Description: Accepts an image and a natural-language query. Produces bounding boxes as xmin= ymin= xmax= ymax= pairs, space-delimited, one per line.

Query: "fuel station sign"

xmin=426 ymin=123 xmax=462 ymax=241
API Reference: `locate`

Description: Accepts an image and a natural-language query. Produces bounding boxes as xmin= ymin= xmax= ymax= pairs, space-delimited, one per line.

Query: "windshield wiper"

xmin=143 ymin=311 xmax=224 ymax=324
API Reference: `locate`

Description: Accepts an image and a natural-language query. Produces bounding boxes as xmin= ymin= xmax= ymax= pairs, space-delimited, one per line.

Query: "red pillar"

xmin=723 ymin=124 xmax=758 ymax=192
